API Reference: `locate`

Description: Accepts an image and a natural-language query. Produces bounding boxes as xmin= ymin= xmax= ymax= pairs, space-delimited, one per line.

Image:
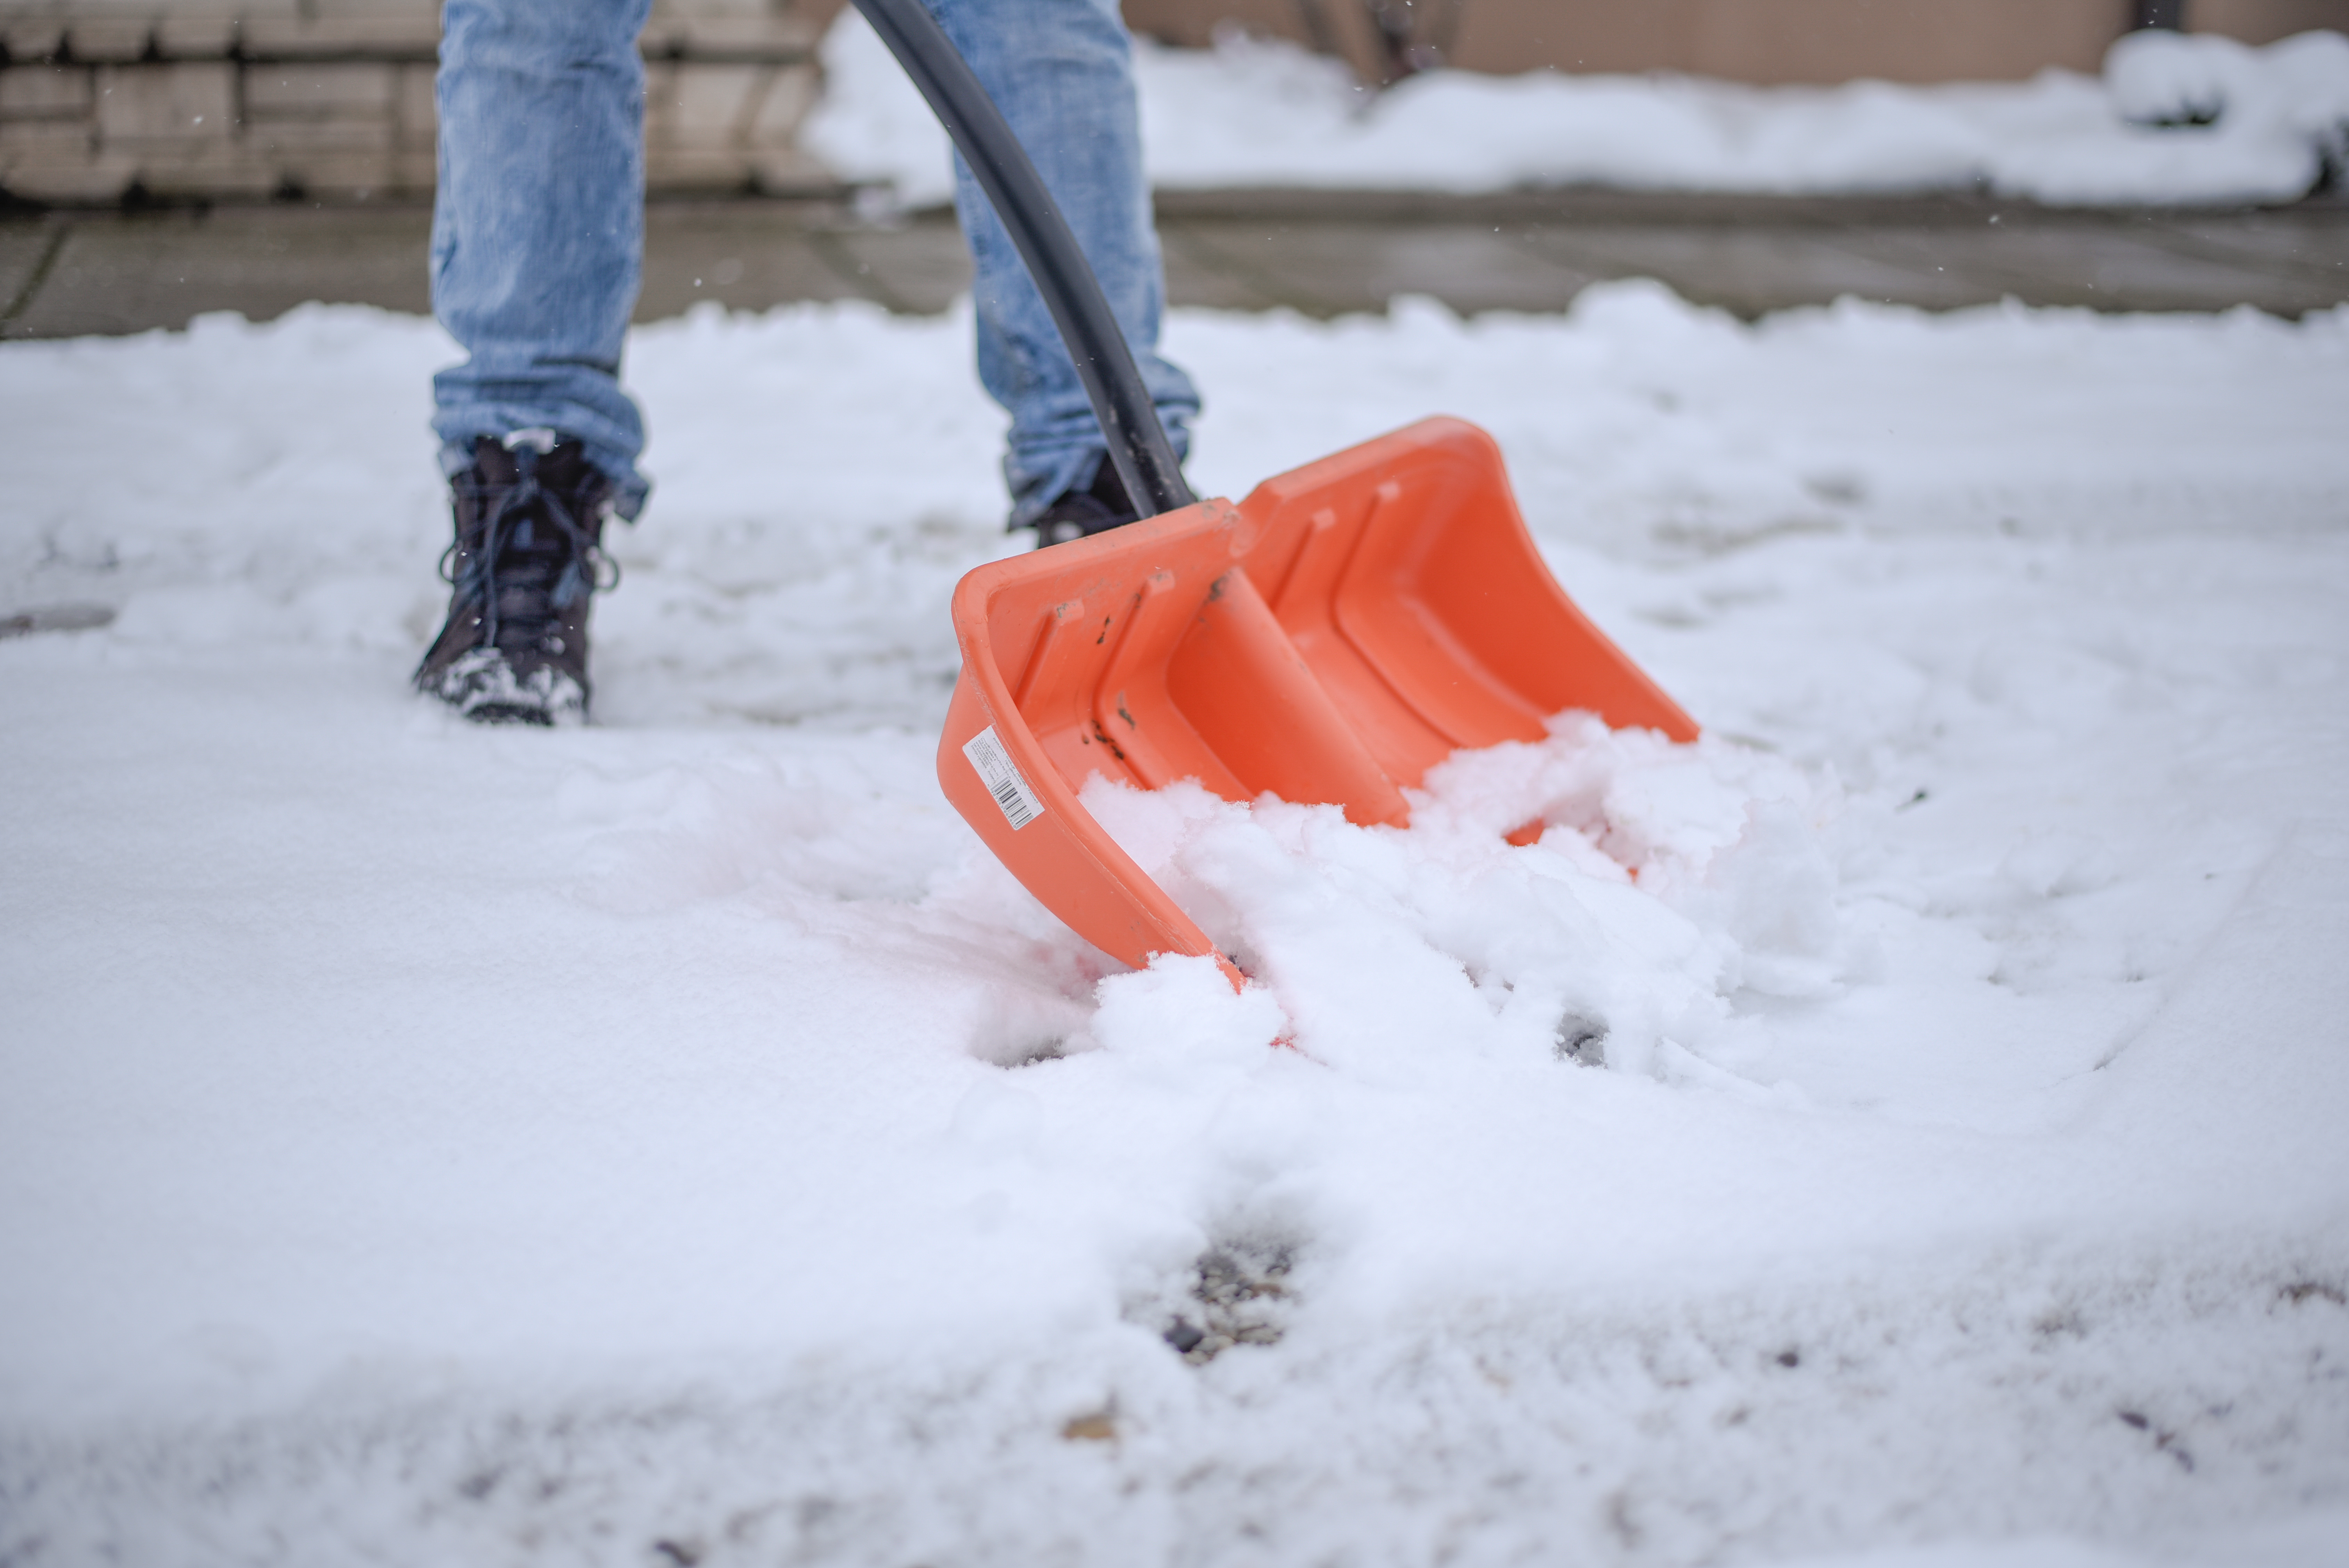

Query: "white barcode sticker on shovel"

xmin=962 ymin=725 xmax=1044 ymax=831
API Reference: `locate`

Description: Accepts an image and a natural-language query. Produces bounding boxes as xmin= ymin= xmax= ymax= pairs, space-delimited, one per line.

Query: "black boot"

xmin=413 ymin=431 xmax=617 ymax=726
xmin=1030 ymin=456 xmax=1143 ymax=549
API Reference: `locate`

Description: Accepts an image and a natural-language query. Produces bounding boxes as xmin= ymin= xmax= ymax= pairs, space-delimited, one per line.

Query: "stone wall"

xmin=0 ymin=0 xmax=834 ymax=204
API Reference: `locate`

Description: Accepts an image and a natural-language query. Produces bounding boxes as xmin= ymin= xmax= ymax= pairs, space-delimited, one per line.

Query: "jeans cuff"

xmin=437 ymin=434 xmax=650 ymax=522
xmin=1004 ymin=448 xmax=1102 ymax=531
xmin=1003 ymin=418 xmax=1192 ymax=531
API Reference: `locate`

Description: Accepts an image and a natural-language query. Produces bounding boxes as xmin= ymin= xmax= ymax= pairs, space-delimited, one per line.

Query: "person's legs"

xmin=431 ymin=0 xmax=653 ymax=519
xmin=418 ymin=0 xmax=650 ymax=724
xmin=929 ymin=0 xmax=1201 ymax=532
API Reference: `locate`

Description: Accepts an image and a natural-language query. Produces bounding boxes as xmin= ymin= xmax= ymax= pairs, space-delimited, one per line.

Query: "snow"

xmin=4 ymin=289 xmax=2349 ymax=1563
xmin=803 ymin=16 xmax=2349 ymax=209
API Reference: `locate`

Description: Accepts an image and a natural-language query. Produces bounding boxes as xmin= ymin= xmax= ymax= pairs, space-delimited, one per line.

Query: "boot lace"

xmin=437 ymin=445 xmax=620 ymax=650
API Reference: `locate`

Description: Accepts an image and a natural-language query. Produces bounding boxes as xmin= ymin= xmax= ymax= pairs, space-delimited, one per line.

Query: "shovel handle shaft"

xmin=850 ymin=0 xmax=1195 ymax=520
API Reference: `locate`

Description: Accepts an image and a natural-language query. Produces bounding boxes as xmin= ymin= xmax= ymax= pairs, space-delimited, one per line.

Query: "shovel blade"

xmin=937 ymin=417 xmax=1697 ymax=978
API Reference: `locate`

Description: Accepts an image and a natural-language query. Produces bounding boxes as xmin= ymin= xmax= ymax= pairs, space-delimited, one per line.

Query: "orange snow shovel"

xmin=936 ymin=417 xmax=1697 ymax=980
xmin=856 ymin=0 xmax=1696 ymax=982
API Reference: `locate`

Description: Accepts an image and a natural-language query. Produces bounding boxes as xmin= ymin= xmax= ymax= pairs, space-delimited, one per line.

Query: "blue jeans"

xmin=430 ymin=0 xmax=1199 ymax=526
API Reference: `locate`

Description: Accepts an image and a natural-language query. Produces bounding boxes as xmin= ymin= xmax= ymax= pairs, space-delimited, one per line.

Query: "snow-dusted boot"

xmin=413 ymin=431 xmax=617 ymax=726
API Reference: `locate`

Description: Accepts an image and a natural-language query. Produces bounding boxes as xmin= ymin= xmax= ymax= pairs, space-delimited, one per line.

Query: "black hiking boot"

xmin=413 ymin=431 xmax=618 ymax=726
xmin=1030 ymin=456 xmax=1143 ymax=549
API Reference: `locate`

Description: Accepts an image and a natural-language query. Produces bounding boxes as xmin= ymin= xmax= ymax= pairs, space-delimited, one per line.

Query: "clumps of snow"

xmin=1069 ymin=716 xmax=1850 ymax=1088
xmin=1082 ymin=946 xmax=1291 ymax=1065
xmin=805 ymin=12 xmax=2349 ymax=208
xmin=2108 ymin=25 xmax=2349 ymax=157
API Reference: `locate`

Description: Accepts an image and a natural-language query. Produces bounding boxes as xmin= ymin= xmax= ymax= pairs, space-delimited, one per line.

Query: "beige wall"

xmin=2193 ymin=0 xmax=2349 ymax=42
xmin=1121 ymin=0 xmax=2349 ymax=83
xmin=1465 ymin=0 xmax=2133 ymax=83
xmin=1445 ymin=0 xmax=2124 ymax=84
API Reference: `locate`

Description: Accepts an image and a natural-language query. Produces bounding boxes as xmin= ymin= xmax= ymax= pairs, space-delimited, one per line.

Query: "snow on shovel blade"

xmin=936 ymin=415 xmax=1699 ymax=982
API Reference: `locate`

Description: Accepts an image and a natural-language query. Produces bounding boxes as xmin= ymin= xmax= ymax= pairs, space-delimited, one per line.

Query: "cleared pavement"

xmin=5 ymin=188 xmax=2345 ymax=339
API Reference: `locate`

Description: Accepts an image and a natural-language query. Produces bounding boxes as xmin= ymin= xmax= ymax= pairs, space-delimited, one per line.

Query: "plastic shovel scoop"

xmin=854 ymin=0 xmax=1697 ymax=981
xmin=936 ymin=416 xmax=1697 ymax=979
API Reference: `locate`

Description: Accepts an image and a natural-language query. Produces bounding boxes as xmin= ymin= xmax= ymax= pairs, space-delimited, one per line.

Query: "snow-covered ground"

xmin=807 ymin=18 xmax=2349 ymax=208
xmin=4 ymin=287 xmax=2349 ymax=1564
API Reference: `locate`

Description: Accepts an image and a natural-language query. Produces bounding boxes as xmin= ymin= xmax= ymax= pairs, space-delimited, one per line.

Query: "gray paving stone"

xmin=1158 ymin=226 xmax=1292 ymax=311
xmin=2144 ymin=216 xmax=2349 ymax=290
xmin=633 ymin=205 xmax=864 ymax=320
xmin=1171 ymin=219 xmax=1600 ymax=315
xmin=817 ymin=220 xmax=971 ymax=315
xmin=1823 ymin=225 xmax=2346 ymax=316
xmin=5 ymin=204 xmax=430 ymax=337
xmin=0 ymin=219 xmax=66 ymax=324
xmin=1513 ymin=223 xmax=1979 ymax=315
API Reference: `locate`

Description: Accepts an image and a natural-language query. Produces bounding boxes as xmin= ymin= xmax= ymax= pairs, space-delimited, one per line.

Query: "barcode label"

xmin=962 ymin=724 xmax=1044 ymax=831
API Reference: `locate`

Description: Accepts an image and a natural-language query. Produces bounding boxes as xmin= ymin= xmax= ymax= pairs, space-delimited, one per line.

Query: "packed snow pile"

xmin=805 ymin=16 xmax=2349 ymax=208
xmin=4 ymin=290 xmax=2349 ymax=1564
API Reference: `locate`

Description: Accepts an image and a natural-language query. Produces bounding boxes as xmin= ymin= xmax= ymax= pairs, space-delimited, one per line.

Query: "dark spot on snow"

xmin=2281 ymin=1281 xmax=2348 ymax=1308
xmin=1554 ymin=1016 xmax=1608 ymax=1067
xmin=1776 ymin=1349 xmax=1801 ymax=1368
xmin=456 ymin=1467 xmax=501 ymax=1501
xmin=652 ymin=1538 xmax=704 ymax=1566
xmin=1155 ymin=1237 xmax=1297 ymax=1364
xmin=2116 ymin=1409 xmax=2196 ymax=1472
xmin=1606 ymin=1490 xmax=1643 ymax=1549
xmin=1897 ymin=788 xmax=1930 ymax=811
xmin=1652 ymin=514 xmax=1840 ymax=558
xmin=724 ymin=1505 xmax=780 ymax=1544
xmin=2034 ymin=1308 xmax=2088 ymax=1342
xmin=0 ymin=602 xmax=114 ymax=638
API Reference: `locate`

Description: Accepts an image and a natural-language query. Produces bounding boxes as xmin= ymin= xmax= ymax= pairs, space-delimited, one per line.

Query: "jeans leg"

xmin=431 ymin=0 xmax=654 ymax=518
xmin=928 ymin=0 xmax=1202 ymax=526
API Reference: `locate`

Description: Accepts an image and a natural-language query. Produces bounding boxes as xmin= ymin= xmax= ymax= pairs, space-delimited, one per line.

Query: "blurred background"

xmin=2 ymin=0 xmax=2345 ymax=334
